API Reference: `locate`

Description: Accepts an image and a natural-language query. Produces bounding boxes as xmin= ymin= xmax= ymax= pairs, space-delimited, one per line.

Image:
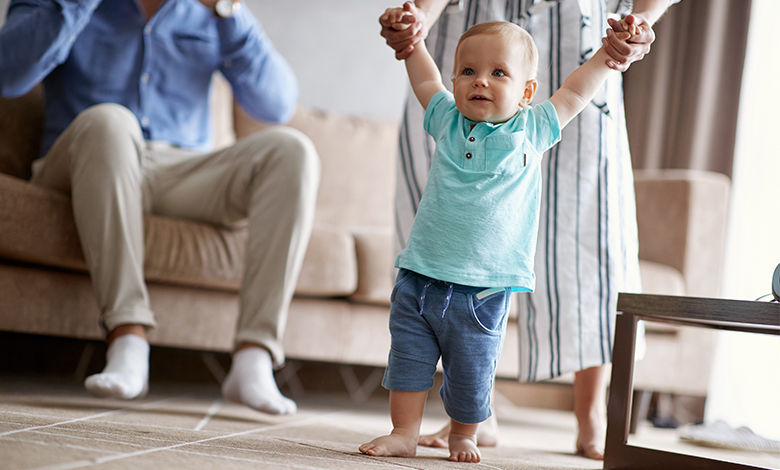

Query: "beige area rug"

xmin=0 ymin=376 xmax=602 ymax=470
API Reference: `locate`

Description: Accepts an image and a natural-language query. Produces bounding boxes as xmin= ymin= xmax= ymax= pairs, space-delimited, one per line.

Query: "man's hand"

xmin=380 ymin=1 xmax=428 ymax=60
xmin=602 ymin=14 xmax=655 ymax=71
xmin=198 ymin=0 xmax=239 ymax=15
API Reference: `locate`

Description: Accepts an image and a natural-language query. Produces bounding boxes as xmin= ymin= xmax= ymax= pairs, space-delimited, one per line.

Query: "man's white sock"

xmin=221 ymin=347 xmax=297 ymax=415
xmin=84 ymin=334 xmax=149 ymax=399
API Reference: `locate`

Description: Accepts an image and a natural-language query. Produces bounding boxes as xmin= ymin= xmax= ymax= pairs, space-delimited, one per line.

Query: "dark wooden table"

xmin=604 ymin=293 xmax=780 ymax=470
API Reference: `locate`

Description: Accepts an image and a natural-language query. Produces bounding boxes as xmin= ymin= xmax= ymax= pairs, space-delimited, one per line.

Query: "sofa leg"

xmin=200 ymin=352 xmax=228 ymax=383
xmin=629 ymin=389 xmax=652 ymax=434
xmin=275 ymin=361 xmax=305 ymax=399
xmin=73 ymin=342 xmax=97 ymax=382
xmin=338 ymin=366 xmax=383 ymax=404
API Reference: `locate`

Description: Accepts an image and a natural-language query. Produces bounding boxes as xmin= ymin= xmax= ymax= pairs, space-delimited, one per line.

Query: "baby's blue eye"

xmin=492 ymin=69 xmax=506 ymax=77
xmin=462 ymin=68 xmax=474 ymax=76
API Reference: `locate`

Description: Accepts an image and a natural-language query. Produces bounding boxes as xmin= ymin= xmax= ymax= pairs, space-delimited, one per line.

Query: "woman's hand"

xmin=603 ymin=14 xmax=655 ymax=71
xmin=379 ymin=2 xmax=429 ymax=60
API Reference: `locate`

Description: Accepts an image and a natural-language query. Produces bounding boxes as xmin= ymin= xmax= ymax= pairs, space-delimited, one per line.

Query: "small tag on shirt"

xmin=476 ymin=287 xmax=505 ymax=300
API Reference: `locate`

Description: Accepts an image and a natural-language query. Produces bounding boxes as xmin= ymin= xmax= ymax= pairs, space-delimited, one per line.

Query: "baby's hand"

xmin=379 ymin=1 xmax=424 ymax=59
xmin=603 ymin=14 xmax=654 ymax=71
xmin=616 ymin=17 xmax=639 ymax=36
xmin=602 ymin=26 xmax=636 ymax=70
xmin=381 ymin=5 xmax=415 ymax=31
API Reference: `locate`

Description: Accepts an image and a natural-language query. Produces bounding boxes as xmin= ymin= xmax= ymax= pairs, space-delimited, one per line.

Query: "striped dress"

xmin=394 ymin=0 xmax=642 ymax=382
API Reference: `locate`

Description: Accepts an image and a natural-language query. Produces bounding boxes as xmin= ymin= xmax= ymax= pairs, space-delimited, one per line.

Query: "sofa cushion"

xmin=234 ymin=105 xmax=398 ymax=231
xmin=348 ymin=228 xmax=394 ymax=306
xmin=0 ymin=173 xmax=357 ymax=296
xmin=294 ymin=227 xmax=357 ymax=296
xmin=145 ymin=219 xmax=357 ymax=295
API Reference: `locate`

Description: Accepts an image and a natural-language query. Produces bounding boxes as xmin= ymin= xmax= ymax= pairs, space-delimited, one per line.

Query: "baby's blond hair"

xmin=455 ymin=21 xmax=539 ymax=80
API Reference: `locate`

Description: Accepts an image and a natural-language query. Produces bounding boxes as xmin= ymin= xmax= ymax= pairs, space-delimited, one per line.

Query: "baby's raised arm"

xmin=389 ymin=2 xmax=446 ymax=109
xmin=549 ymin=29 xmax=634 ymax=128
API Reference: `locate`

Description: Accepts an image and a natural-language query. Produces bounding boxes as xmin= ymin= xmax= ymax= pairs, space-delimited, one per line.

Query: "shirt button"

xmin=144 ymin=25 xmax=152 ymax=35
xmin=468 ymin=137 xmax=475 ymax=142
xmin=466 ymin=152 xmax=472 ymax=159
xmin=140 ymin=117 xmax=150 ymax=126
xmin=141 ymin=73 xmax=150 ymax=83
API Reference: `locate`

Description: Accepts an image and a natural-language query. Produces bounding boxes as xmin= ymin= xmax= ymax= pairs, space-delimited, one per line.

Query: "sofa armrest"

xmin=634 ymin=169 xmax=730 ymax=298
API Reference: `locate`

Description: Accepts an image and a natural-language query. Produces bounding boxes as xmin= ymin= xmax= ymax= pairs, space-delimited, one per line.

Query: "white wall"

xmin=245 ymin=0 xmax=408 ymax=120
xmin=705 ymin=0 xmax=780 ymax=441
xmin=0 ymin=0 xmax=409 ymax=120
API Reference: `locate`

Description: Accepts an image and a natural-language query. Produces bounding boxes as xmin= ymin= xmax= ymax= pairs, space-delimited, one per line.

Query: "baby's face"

xmin=451 ymin=33 xmax=533 ymax=124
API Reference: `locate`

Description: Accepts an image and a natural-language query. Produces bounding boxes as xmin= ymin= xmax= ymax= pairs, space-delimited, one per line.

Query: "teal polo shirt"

xmin=396 ymin=90 xmax=561 ymax=290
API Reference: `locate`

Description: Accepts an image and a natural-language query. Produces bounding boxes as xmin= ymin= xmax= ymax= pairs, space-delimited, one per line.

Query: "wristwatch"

xmin=215 ymin=0 xmax=240 ymax=18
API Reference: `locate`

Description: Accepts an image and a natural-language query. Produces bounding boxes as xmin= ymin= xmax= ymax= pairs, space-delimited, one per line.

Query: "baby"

xmin=360 ymin=2 xmax=637 ymax=463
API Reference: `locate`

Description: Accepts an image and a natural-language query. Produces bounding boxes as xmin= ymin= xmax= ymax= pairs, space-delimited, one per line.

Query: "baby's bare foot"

xmin=448 ymin=432 xmax=480 ymax=463
xmin=360 ymin=432 xmax=417 ymax=457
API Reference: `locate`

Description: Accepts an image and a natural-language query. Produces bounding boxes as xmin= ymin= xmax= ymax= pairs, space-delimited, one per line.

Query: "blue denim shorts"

xmin=382 ymin=269 xmax=510 ymax=424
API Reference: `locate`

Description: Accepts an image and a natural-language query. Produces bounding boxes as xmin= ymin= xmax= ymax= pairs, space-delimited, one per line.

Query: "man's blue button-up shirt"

xmin=0 ymin=0 xmax=297 ymax=155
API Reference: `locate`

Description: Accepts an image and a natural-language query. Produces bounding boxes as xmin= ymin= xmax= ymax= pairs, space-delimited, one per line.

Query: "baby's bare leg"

xmin=419 ymin=387 xmax=499 ymax=447
xmin=359 ymin=390 xmax=427 ymax=457
xmin=448 ymin=419 xmax=480 ymax=462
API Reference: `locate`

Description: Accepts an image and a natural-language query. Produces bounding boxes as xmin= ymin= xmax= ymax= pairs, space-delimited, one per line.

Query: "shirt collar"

xmin=460 ymin=107 xmax=527 ymax=138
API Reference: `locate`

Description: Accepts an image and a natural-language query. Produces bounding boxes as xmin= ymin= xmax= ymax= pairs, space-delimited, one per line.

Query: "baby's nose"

xmin=474 ymin=76 xmax=489 ymax=87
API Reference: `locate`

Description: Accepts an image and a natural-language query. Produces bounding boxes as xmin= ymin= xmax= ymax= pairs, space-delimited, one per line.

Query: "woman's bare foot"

xmin=448 ymin=431 xmax=480 ymax=462
xmin=418 ymin=423 xmax=450 ymax=448
xmin=573 ymin=365 xmax=607 ymax=460
xmin=575 ymin=415 xmax=605 ymax=460
xmin=419 ymin=413 xmax=499 ymax=447
xmin=359 ymin=431 xmax=418 ymax=457
xmin=476 ymin=412 xmax=499 ymax=446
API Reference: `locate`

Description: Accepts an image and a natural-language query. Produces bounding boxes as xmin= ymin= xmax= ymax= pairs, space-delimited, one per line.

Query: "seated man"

xmin=0 ymin=0 xmax=320 ymax=414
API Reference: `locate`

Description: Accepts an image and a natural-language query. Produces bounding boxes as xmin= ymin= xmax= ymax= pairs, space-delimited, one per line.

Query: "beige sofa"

xmin=0 ymin=77 xmax=402 ymax=371
xmin=0 ymin=78 xmax=729 ymax=396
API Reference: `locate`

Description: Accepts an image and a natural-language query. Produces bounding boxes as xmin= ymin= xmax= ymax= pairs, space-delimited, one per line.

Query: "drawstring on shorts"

xmin=419 ymin=280 xmax=455 ymax=318
xmin=441 ymin=283 xmax=454 ymax=318
xmin=419 ymin=281 xmax=432 ymax=315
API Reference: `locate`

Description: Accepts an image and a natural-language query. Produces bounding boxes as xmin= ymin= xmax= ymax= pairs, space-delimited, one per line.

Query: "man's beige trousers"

xmin=31 ymin=104 xmax=320 ymax=366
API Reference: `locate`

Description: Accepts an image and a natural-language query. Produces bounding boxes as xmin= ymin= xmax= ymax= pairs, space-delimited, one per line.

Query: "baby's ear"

xmin=519 ymin=79 xmax=538 ymax=107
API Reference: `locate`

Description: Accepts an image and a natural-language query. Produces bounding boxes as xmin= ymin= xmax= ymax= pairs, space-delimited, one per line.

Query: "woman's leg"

xmin=574 ymin=364 xmax=609 ymax=460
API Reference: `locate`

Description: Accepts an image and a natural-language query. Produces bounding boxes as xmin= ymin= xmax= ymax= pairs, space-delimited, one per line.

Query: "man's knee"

xmin=246 ymin=127 xmax=320 ymax=190
xmin=73 ymin=103 xmax=141 ymax=138
xmin=69 ymin=104 xmax=144 ymax=175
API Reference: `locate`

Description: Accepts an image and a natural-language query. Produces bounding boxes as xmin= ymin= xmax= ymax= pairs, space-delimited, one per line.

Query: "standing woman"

xmin=380 ymin=0 xmax=673 ymax=459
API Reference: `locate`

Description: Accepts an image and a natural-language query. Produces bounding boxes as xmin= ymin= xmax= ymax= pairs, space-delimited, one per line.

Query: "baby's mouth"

xmin=470 ymin=95 xmax=490 ymax=101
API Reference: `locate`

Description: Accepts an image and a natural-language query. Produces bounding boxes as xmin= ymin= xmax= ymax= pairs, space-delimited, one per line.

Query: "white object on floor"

xmin=679 ymin=420 xmax=780 ymax=453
